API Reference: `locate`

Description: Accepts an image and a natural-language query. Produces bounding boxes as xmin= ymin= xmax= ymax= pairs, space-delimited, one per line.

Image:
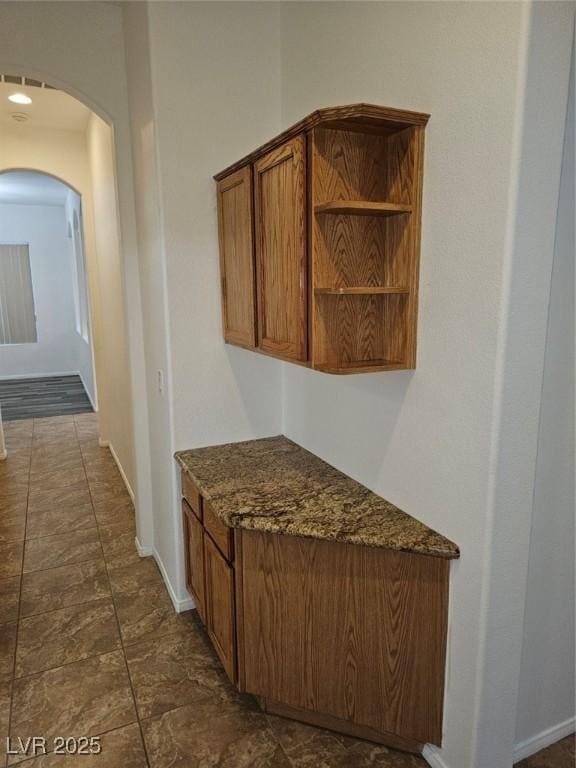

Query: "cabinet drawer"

xmin=182 ymin=501 xmax=205 ymax=621
xmin=182 ymin=472 xmax=202 ymax=521
xmin=204 ymin=534 xmax=237 ymax=683
xmin=204 ymin=499 xmax=234 ymax=561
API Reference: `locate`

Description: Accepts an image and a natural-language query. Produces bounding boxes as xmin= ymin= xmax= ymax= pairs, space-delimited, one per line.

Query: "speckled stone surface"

xmin=175 ymin=436 xmax=459 ymax=559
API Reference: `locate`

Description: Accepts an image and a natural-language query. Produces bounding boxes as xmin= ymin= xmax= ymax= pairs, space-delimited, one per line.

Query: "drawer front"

xmin=204 ymin=499 xmax=234 ymax=561
xmin=182 ymin=472 xmax=202 ymax=521
xmin=182 ymin=501 xmax=205 ymax=621
xmin=204 ymin=534 xmax=237 ymax=683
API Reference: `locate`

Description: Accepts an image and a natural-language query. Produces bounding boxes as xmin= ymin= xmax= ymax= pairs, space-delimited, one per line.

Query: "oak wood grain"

xmin=204 ymin=533 xmax=237 ymax=684
xmin=214 ymin=103 xmax=429 ymax=180
xmin=203 ymin=499 xmax=234 ymax=562
xmin=261 ymin=699 xmax=423 ymax=754
xmin=182 ymin=473 xmax=202 ymax=522
xmin=254 ymin=135 xmax=307 ymax=361
xmin=215 ymin=105 xmax=426 ymax=373
xmin=217 ymin=166 xmax=257 ymax=349
xmin=182 ymin=500 xmax=205 ymax=621
xmin=239 ymin=530 xmax=449 ymax=746
xmin=314 ymin=287 xmax=409 ymax=296
xmin=315 ymin=200 xmax=412 ymax=216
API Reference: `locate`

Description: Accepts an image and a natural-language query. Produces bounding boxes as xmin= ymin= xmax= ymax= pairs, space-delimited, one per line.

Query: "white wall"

xmin=515 ymin=37 xmax=575 ymax=754
xmin=0 ymin=122 xmax=105 ymax=416
xmin=0 ymin=0 xmax=154 ymax=545
xmin=0 ymin=202 xmax=79 ymax=377
xmin=0 ymin=116 xmax=133 ymax=485
xmin=64 ymin=189 xmax=96 ymax=406
xmin=86 ymin=112 xmax=135 ymax=491
xmin=124 ymin=1 xmax=283 ymax=602
xmin=279 ymin=3 xmax=574 ymax=768
xmin=123 ymin=1 xmax=177 ymax=579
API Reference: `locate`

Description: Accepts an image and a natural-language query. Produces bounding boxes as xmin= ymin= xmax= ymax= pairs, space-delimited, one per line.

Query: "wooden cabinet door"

xmin=217 ymin=166 xmax=256 ymax=348
xmin=204 ymin=533 xmax=237 ymax=683
xmin=254 ymin=134 xmax=307 ymax=361
xmin=182 ymin=502 xmax=206 ymax=621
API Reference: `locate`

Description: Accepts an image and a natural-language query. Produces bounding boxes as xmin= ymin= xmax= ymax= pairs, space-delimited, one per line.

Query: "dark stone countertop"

xmin=175 ymin=435 xmax=459 ymax=560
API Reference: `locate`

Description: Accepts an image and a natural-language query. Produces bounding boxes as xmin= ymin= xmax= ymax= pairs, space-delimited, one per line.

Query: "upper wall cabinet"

xmin=214 ymin=104 xmax=429 ymax=374
xmin=217 ymin=167 xmax=256 ymax=348
xmin=254 ymin=136 xmax=307 ymax=362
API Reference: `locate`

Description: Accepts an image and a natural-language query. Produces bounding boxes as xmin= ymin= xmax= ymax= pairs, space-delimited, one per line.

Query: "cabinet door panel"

xmin=254 ymin=135 xmax=307 ymax=361
xmin=182 ymin=501 xmax=205 ymax=622
xmin=204 ymin=533 xmax=237 ymax=683
xmin=217 ymin=166 xmax=256 ymax=348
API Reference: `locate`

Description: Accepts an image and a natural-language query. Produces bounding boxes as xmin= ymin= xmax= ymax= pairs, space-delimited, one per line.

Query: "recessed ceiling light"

xmin=8 ymin=93 xmax=32 ymax=105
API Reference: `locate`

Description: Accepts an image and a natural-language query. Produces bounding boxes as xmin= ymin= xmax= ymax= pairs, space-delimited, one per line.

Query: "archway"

xmin=0 ymin=46 xmax=155 ymax=573
xmin=0 ymin=76 xmax=139 ymax=509
xmin=0 ymin=168 xmax=97 ymax=415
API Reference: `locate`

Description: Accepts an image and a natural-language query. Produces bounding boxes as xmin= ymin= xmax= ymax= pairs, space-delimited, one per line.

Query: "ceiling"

xmin=0 ymin=170 xmax=72 ymax=206
xmin=0 ymin=81 xmax=90 ymax=132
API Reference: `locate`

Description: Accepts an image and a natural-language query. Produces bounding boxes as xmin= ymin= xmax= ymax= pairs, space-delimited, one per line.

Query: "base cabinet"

xmin=182 ymin=501 xmax=205 ymax=622
xmin=237 ymin=530 xmax=448 ymax=748
xmin=181 ymin=471 xmax=449 ymax=752
xmin=204 ymin=534 xmax=237 ymax=683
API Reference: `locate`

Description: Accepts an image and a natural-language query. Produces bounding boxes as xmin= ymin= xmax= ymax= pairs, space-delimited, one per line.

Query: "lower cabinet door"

xmin=204 ymin=533 xmax=237 ymax=683
xmin=182 ymin=501 xmax=205 ymax=621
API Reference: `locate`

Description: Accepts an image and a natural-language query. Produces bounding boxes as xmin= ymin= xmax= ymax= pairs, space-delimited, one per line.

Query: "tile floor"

xmin=0 ymin=414 xmax=573 ymax=767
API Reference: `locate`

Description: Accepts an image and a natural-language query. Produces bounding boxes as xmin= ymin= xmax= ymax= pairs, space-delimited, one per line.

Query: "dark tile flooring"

xmin=0 ymin=414 xmax=573 ymax=767
xmin=516 ymin=736 xmax=575 ymax=768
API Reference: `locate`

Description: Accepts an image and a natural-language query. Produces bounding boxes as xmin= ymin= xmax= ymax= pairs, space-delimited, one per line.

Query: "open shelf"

xmin=315 ymin=286 xmax=409 ymax=296
xmin=315 ymin=201 xmax=412 ymax=217
xmin=314 ymin=359 xmax=407 ymax=374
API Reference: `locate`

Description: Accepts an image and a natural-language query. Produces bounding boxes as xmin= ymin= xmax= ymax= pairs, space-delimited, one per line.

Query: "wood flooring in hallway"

xmin=0 ymin=376 xmax=93 ymax=422
xmin=0 ymin=414 xmax=573 ymax=767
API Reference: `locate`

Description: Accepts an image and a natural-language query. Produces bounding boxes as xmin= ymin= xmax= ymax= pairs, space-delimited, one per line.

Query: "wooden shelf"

xmin=315 ymin=286 xmax=409 ymax=296
xmin=315 ymin=201 xmax=412 ymax=217
xmin=315 ymin=359 xmax=407 ymax=374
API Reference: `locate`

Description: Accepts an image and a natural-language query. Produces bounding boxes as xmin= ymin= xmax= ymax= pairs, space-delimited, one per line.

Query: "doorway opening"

xmin=0 ymin=74 xmax=136 ymax=497
xmin=0 ymin=169 xmax=96 ymax=420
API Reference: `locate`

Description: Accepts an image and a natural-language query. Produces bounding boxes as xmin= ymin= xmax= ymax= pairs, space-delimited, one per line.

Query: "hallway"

xmin=0 ymin=414 xmax=429 ymax=767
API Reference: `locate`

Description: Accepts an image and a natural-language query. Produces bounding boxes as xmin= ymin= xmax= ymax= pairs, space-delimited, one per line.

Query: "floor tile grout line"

xmin=5 ymin=422 xmax=33 ymax=768
xmin=73 ymin=418 xmax=152 ymax=768
xmin=10 ymin=642 xmax=124 ymax=684
xmin=18 ymin=592 xmax=115 ymax=623
xmin=18 ymin=554 xmax=106 ymax=577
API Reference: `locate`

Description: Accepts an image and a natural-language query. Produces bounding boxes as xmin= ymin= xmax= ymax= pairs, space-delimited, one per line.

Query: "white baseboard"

xmin=134 ymin=535 xmax=153 ymax=558
xmin=152 ymin=547 xmax=194 ymax=613
xmin=420 ymin=717 xmax=576 ymax=768
xmin=422 ymin=745 xmax=451 ymax=768
xmin=133 ymin=537 xmax=193 ymax=613
xmin=513 ymin=717 xmax=575 ymax=763
xmin=99 ymin=439 xmax=134 ymax=502
xmin=77 ymin=370 xmax=97 ymax=411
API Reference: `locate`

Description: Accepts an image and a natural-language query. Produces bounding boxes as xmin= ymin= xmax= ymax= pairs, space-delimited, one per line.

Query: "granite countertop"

xmin=175 ymin=436 xmax=459 ymax=560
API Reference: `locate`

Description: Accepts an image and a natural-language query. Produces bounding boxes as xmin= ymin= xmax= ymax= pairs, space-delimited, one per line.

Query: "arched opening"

xmin=0 ymin=169 xmax=97 ymax=416
xmin=0 ymin=74 xmax=137 ymax=502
